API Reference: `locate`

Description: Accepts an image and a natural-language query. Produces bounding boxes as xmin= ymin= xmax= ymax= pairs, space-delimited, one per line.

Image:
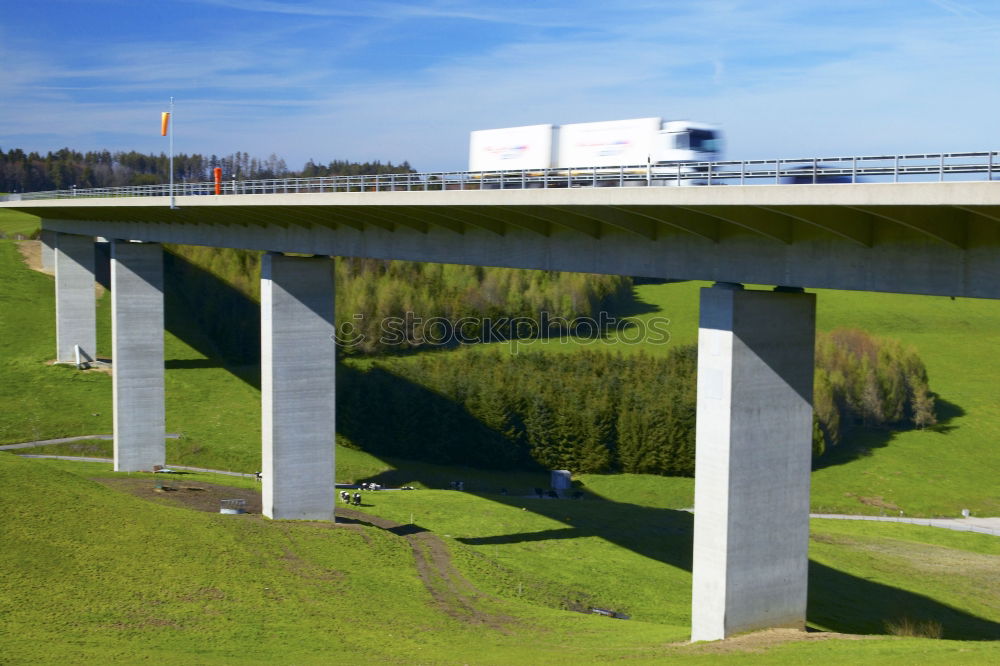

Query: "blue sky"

xmin=2 ymin=0 xmax=1000 ymax=171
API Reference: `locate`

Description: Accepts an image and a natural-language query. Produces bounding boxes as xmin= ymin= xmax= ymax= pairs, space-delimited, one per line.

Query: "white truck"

xmin=468 ymin=117 xmax=721 ymax=185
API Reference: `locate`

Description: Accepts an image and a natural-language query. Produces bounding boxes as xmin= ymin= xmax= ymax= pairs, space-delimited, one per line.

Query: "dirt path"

xmin=96 ymin=476 xmax=264 ymax=513
xmin=337 ymin=507 xmax=512 ymax=629
xmin=15 ymin=240 xmax=46 ymax=273
xmin=672 ymin=627 xmax=874 ymax=654
xmin=16 ymin=240 xmax=105 ymax=297
xmin=0 ymin=434 xmax=181 ymax=451
xmin=93 ymin=476 xmax=510 ymax=629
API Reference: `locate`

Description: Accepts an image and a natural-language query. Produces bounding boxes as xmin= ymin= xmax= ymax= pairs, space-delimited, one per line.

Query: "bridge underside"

xmin=10 ymin=182 xmax=1000 ymax=642
xmin=15 ymin=182 xmax=1000 ymax=299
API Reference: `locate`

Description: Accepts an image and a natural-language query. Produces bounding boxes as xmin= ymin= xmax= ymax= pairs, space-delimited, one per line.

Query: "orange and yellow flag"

xmin=161 ymin=112 xmax=170 ymax=137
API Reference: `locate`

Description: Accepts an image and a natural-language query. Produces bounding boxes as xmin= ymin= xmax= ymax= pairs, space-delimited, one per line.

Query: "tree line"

xmin=334 ymin=258 xmax=632 ymax=354
xmin=813 ymin=328 xmax=936 ymax=454
xmin=165 ymin=246 xmax=633 ymax=359
xmin=162 ymin=246 xmax=936 ymax=475
xmin=0 ymin=147 xmax=414 ymax=192
xmin=338 ymin=328 xmax=936 ymax=474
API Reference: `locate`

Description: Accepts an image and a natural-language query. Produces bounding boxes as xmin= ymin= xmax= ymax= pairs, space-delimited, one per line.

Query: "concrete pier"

xmin=40 ymin=229 xmax=57 ymax=272
xmin=111 ymin=241 xmax=165 ymax=472
xmin=261 ymin=253 xmax=336 ymax=520
xmin=690 ymin=284 xmax=816 ymax=642
xmin=54 ymin=232 xmax=96 ymax=364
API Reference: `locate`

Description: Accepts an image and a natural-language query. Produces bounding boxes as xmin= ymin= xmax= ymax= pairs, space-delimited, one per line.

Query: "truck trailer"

xmin=468 ymin=117 xmax=722 ymax=184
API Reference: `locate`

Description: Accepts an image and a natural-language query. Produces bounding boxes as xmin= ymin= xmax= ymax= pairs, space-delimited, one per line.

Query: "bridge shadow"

xmin=155 ymin=249 xmax=999 ymax=638
xmin=812 ymin=395 xmax=965 ymax=471
xmin=159 ymin=249 xmax=658 ymax=374
xmin=338 ymin=364 xmax=535 ymax=470
xmin=435 ymin=489 xmax=1000 ymax=640
xmin=356 ymin=464 xmax=1000 ymax=639
xmin=163 ymin=248 xmax=261 ymax=371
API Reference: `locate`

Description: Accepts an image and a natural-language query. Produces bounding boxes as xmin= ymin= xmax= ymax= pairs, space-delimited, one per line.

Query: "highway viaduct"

xmin=4 ymin=179 xmax=1000 ymax=642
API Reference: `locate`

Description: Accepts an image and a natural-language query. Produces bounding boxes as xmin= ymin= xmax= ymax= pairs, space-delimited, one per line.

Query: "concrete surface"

xmin=39 ymin=229 xmax=56 ymax=272
xmin=15 ymin=181 xmax=1000 ymax=299
xmin=261 ymin=252 xmax=336 ymax=521
xmin=14 ymin=454 xmax=256 ymax=478
xmin=54 ymin=233 xmax=96 ymax=363
xmin=691 ymin=284 xmax=816 ymax=642
xmin=0 ymin=433 xmax=180 ymax=450
xmin=111 ymin=241 xmax=165 ymax=472
xmin=811 ymin=513 xmax=1000 ymax=536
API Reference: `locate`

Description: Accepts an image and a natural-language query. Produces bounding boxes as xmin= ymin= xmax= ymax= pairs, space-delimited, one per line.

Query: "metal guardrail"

xmin=4 ymin=151 xmax=998 ymax=201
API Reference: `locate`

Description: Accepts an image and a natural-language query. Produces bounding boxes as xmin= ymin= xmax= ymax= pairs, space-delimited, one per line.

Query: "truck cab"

xmin=659 ymin=121 xmax=722 ymax=163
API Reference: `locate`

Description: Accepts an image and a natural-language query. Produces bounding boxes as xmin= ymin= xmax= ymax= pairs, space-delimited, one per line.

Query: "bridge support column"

xmin=111 ymin=241 xmax=165 ymax=472
xmin=261 ymin=252 xmax=336 ymax=520
xmin=55 ymin=232 xmax=96 ymax=364
xmin=40 ymin=229 xmax=57 ymax=272
xmin=690 ymin=284 xmax=815 ymax=642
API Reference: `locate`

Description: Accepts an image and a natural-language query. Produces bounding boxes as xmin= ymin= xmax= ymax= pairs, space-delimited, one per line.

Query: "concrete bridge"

xmin=4 ymin=178 xmax=1000 ymax=642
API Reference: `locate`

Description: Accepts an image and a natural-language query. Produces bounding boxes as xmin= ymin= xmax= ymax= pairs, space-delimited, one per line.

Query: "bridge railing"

xmin=5 ymin=150 xmax=998 ymax=201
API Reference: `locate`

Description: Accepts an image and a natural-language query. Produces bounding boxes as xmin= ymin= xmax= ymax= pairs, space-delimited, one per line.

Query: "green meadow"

xmin=4 ymin=454 xmax=1000 ymax=664
xmin=3 ymin=208 xmax=1000 ymax=662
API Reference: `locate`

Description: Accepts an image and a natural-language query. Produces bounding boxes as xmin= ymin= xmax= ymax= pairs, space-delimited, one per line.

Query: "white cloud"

xmin=4 ymin=1 xmax=1000 ymax=170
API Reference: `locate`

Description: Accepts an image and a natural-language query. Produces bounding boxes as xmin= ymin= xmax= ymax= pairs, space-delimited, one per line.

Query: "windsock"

xmin=161 ymin=112 xmax=170 ymax=137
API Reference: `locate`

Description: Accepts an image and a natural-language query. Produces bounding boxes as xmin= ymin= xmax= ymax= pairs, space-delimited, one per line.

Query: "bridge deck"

xmin=5 ymin=182 xmax=1000 ymax=298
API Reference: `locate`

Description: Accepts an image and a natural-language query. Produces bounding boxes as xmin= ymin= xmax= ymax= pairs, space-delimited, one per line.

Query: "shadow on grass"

xmin=441 ymin=489 xmax=1000 ymax=640
xmin=338 ymin=364 xmax=536 ymax=471
xmin=361 ymin=446 xmax=1000 ymax=642
xmin=156 ymin=249 xmax=998 ymax=639
xmin=160 ymin=250 xmax=664 ymax=375
xmin=163 ymin=249 xmax=261 ymax=370
xmin=812 ymin=395 xmax=965 ymax=471
xmin=164 ymin=358 xmax=231 ymax=370
xmin=603 ymin=285 xmax=662 ymax=319
xmin=808 ymin=560 xmax=1000 ymax=640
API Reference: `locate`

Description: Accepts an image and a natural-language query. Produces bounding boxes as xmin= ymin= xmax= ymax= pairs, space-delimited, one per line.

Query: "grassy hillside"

xmin=4 ymin=453 xmax=999 ymax=664
xmin=0 ymin=207 xmax=41 ymax=237
xmin=389 ymin=280 xmax=1000 ymax=517
xmin=623 ymin=281 xmax=1000 ymax=517
xmin=2 ymin=208 xmax=998 ymax=517
xmin=3 ymin=208 xmax=1000 ymax=662
xmin=0 ymin=238 xmax=263 ymax=471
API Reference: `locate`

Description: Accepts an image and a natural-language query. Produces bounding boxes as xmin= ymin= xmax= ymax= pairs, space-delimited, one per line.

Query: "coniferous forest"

xmin=166 ymin=247 xmax=634 ymax=357
xmin=164 ymin=245 xmax=937 ymax=476
xmin=0 ymin=147 xmax=413 ymax=192
xmin=340 ymin=330 xmax=935 ymax=474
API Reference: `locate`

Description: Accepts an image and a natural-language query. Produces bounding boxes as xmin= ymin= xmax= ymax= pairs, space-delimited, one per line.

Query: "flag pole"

xmin=169 ymin=96 xmax=176 ymax=209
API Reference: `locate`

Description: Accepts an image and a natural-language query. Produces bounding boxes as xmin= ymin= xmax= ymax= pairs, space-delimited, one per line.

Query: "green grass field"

xmin=0 ymin=207 xmax=41 ymax=237
xmin=3 ymin=453 xmax=999 ymax=664
xmin=4 ymin=208 xmax=1000 ymax=662
xmin=385 ymin=279 xmax=1000 ymax=517
xmin=3 ymin=205 xmax=1000 ymax=515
